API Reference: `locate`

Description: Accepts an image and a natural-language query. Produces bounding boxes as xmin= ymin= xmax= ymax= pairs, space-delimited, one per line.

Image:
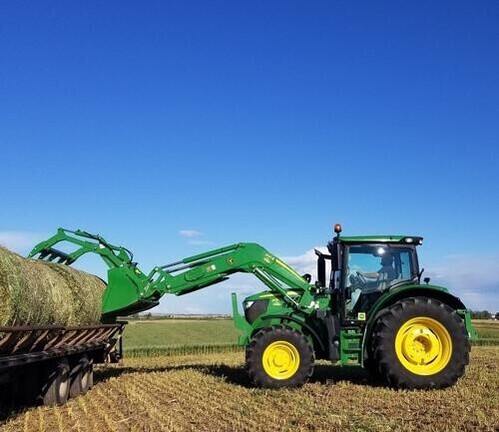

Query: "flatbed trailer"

xmin=0 ymin=322 xmax=125 ymax=409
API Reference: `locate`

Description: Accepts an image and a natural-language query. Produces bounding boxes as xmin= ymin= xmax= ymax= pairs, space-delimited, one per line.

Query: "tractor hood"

xmin=242 ymin=289 xmax=303 ymax=324
xmin=243 ymin=289 xmax=302 ymax=303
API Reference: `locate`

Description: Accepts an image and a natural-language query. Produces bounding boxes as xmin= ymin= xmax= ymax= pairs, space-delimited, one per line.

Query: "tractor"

xmin=29 ymin=224 xmax=474 ymax=389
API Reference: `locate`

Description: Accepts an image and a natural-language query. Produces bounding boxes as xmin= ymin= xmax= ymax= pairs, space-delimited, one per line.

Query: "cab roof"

xmin=338 ymin=235 xmax=423 ymax=245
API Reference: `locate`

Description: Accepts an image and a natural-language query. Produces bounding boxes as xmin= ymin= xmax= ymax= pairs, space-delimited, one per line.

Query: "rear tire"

xmin=246 ymin=326 xmax=315 ymax=388
xmin=372 ymin=297 xmax=470 ymax=389
xmin=42 ymin=358 xmax=70 ymax=406
xmin=363 ymin=355 xmax=382 ymax=380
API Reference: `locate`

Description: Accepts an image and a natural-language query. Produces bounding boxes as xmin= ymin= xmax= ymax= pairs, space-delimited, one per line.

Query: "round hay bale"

xmin=0 ymin=246 xmax=106 ymax=326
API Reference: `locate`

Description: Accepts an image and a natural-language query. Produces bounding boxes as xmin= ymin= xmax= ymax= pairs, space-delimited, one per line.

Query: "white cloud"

xmin=426 ymin=254 xmax=499 ymax=312
xmin=428 ymin=254 xmax=499 ymax=287
xmin=154 ymin=273 xmax=269 ymax=314
xmin=0 ymin=231 xmax=45 ymax=254
xmin=178 ymin=229 xmax=216 ymax=247
xmin=188 ymin=239 xmax=215 ymax=246
xmin=178 ymin=229 xmax=203 ymax=238
xmin=283 ymin=247 xmax=328 ymax=280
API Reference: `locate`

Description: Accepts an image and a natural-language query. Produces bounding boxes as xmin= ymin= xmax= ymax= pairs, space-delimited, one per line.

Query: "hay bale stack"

xmin=0 ymin=246 xmax=106 ymax=327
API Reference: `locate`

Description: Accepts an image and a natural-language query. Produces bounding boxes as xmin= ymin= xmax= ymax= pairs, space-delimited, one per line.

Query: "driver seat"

xmin=377 ymin=267 xmax=400 ymax=291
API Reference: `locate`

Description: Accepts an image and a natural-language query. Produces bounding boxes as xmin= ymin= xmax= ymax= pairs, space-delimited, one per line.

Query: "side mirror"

xmin=315 ymin=250 xmax=326 ymax=287
xmin=424 ymin=277 xmax=430 ymax=285
xmin=328 ymin=241 xmax=342 ymax=271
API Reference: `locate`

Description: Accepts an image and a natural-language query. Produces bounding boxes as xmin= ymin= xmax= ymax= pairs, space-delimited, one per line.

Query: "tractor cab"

xmin=318 ymin=224 xmax=423 ymax=323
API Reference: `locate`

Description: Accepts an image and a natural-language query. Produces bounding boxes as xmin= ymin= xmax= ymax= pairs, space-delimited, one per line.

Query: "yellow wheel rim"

xmin=262 ymin=341 xmax=300 ymax=380
xmin=395 ymin=316 xmax=452 ymax=376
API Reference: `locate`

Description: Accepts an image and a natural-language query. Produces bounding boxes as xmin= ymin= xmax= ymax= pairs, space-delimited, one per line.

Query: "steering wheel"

xmin=356 ymin=271 xmax=368 ymax=284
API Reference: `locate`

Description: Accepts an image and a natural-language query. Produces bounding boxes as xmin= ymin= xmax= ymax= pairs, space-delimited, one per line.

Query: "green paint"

xmin=338 ymin=235 xmax=422 ymax=244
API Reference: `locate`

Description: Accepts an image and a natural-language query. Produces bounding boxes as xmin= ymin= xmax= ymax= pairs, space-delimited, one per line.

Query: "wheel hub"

xmin=400 ymin=326 xmax=441 ymax=365
xmin=395 ymin=317 xmax=452 ymax=375
xmin=262 ymin=341 xmax=300 ymax=380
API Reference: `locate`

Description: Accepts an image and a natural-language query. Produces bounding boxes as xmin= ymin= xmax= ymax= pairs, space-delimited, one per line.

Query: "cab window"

xmin=344 ymin=244 xmax=416 ymax=320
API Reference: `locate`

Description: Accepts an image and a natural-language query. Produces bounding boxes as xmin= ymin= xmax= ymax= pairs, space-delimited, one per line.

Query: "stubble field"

xmin=0 ymin=320 xmax=498 ymax=432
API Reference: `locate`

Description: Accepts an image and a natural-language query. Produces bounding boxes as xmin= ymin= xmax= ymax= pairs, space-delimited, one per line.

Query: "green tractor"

xmin=29 ymin=224 xmax=474 ymax=389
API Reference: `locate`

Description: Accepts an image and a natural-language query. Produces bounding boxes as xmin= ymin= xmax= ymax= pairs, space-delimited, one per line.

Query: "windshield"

xmin=344 ymin=244 xmax=417 ymax=319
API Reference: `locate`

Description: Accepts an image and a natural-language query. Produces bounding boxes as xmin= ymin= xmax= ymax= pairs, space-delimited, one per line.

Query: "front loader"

xmin=29 ymin=225 xmax=475 ymax=389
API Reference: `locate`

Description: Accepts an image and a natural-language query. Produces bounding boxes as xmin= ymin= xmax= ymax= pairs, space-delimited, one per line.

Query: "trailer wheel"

xmin=246 ymin=326 xmax=315 ymax=388
xmin=372 ymin=297 xmax=470 ymax=389
xmin=70 ymin=355 xmax=91 ymax=398
xmin=85 ymin=359 xmax=94 ymax=390
xmin=42 ymin=358 xmax=70 ymax=406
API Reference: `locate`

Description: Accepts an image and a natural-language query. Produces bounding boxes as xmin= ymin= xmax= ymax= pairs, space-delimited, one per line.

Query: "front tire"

xmin=372 ymin=297 xmax=470 ymax=389
xmin=246 ymin=326 xmax=315 ymax=388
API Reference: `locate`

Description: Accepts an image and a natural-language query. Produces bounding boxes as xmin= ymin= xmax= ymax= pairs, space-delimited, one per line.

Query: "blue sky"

xmin=1 ymin=1 xmax=498 ymax=313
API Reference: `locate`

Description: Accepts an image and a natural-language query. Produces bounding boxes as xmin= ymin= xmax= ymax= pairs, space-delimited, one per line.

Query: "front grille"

xmin=244 ymin=300 xmax=269 ymax=324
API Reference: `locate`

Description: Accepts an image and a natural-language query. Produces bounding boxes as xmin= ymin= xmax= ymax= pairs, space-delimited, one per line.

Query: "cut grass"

xmin=125 ymin=343 xmax=241 ymax=358
xmin=1 ymin=347 xmax=497 ymax=432
xmin=473 ymin=320 xmax=499 ymax=339
xmin=122 ymin=318 xmax=240 ymax=349
xmin=472 ymin=320 xmax=499 ymax=346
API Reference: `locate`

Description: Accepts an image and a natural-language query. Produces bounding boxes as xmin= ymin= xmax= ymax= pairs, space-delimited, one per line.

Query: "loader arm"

xmin=29 ymin=229 xmax=315 ymax=320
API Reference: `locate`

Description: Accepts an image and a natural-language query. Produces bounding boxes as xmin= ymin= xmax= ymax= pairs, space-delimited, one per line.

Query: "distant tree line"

xmin=126 ymin=313 xmax=232 ymax=320
xmin=471 ymin=310 xmax=499 ymax=320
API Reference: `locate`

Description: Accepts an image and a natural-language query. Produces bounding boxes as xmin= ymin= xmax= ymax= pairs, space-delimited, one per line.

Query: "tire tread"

xmin=372 ymin=296 xmax=470 ymax=389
